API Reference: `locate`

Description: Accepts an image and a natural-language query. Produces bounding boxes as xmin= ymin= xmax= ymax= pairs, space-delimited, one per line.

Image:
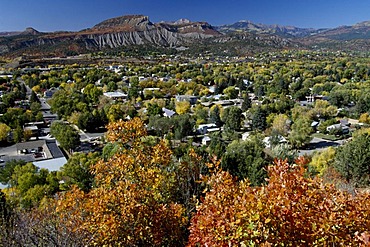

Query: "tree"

xmin=3 ymin=162 xmax=58 ymax=209
xmin=147 ymin=103 xmax=162 ymax=117
xmin=0 ymin=160 xmax=27 ymax=185
xmin=223 ymin=86 xmax=238 ymax=99
xmin=241 ymin=93 xmax=252 ymax=112
xmin=128 ymin=76 xmax=139 ymax=100
xmin=173 ymin=114 xmax=194 ymax=140
xmin=193 ymin=104 xmax=208 ymax=125
xmin=310 ymin=147 xmax=336 ymax=177
xmin=58 ymin=152 xmax=99 ymax=192
xmin=221 ymin=137 xmax=267 ymax=185
xmin=175 ymin=100 xmax=191 ymax=115
xmin=208 ymin=131 xmax=226 ymax=158
xmin=12 ymin=124 xmax=24 ymax=143
xmin=334 ymin=132 xmax=370 ymax=187
xmin=83 ymin=84 xmax=103 ymax=104
xmin=56 ymin=118 xmax=187 ymax=246
xmin=312 ymin=99 xmax=337 ymax=119
xmin=271 ymin=113 xmax=290 ymax=136
xmin=188 ymin=160 xmax=370 ymax=246
xmin=222 ymin=106 xmax=242 ymax=132
xmin=148 ymin=115 xmax=174 ymax=137
xmin=289 ymin=115 xmax=312 ymax=148
xmin=209 ymin=105 xmax=222 ymax=127
xmin=0 ymin=123 xmax=11 ymax=142
xmin=50 ymin=122 xmax=80 ymax=151
xmin=251 ymin=106 xmax=267 ymax=131
xmin=269 ymin=143 xmax=298 ymax=163
xmin=30 ymin=90 xmax=40 ymax=103
xmin=359 ymin=112 xmax=370 ymax=124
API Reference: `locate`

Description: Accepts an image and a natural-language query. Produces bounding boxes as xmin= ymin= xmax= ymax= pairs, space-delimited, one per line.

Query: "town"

xmin=1 ymin=50 xmax=370 ymax=245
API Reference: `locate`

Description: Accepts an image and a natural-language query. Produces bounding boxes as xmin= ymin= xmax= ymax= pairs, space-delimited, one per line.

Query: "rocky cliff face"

xmin=0 ymin=15 xmax=222 ymax=57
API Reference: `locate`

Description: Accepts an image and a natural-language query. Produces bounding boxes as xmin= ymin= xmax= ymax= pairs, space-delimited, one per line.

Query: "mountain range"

xmin=2 ymin=14 xmax=370 ymax=58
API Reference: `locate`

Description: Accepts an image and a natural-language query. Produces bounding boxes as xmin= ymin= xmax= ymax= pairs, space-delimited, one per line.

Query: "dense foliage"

xmin=188 ymin=159 xmax=370 ymax=246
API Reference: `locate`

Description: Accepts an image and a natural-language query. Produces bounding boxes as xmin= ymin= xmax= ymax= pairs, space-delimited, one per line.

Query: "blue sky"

xmin=1 ymin=0 xmax=370 ymax=32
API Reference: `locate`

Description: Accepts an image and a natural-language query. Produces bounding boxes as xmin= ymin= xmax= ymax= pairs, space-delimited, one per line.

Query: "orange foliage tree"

xmin=188 ymin=159 xmax=370 ymax=246
xmin=56 ymin=118 xmax=187 ymax=246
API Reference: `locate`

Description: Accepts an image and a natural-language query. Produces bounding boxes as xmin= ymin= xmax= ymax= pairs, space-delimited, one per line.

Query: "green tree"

xmin=58 ymin=152 xmax=100 ymax=192
xmin=222 ymin=106 xmax=242 ymax=132
xmin=30 ymin=90 xmax=40 ymax=103
xmin=193 ymin=104 xmax=208 ymax=125
xmin=173 ymin=114 xmax=194 ymax=140
xmin=128 ymin=76 xmax=139 ymax=100
xmin=209 ymin=105 xmax=222 ymax=127
xmin=0 ymin=160 xmax=27 ymax=185
xmin=221 ymin=136 xmax=267 ymax=185
xmin=289 ymin=115 xmax=312 ymax=148
xmin=147 ymin=103 xmax=162 ymax=117
xmin=271 ymin=113 xmax=290 ymax=136
xmin=208 ymin=131 xmax=227 ymax=158
xmin=251 ymin=106 xmax=267 ymax=131
xmin=12 ymin=124 xmax=24 ymax=143
xmin=50 ymin=122 xmax=80 ymax=151
xmin=223 ymin=86 xmax=238 ymax=99
xmin=241 ymin=93 xmax=252 ymax=112
xmin=334 ymin=132 xmax=370 ymax=187
xmin=6 ymin=163 xmax=57 ymax=208
xmin=83 ymin=84 xmax=103 ymax=104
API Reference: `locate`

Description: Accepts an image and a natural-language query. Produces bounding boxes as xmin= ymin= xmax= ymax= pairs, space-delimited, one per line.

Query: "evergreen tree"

xmin=30 ymin=90 xmax=40 ymax=103
xmin=209 ymin=105 xmax=222 ymax=127
xmin=334 ymin=132 xmax=370 ymax=187
xmin=252 ymin=106 xmax=267 ymax=131
xmin=221 ymin=137 xmax=267 ymax=185
xmin=222 ymin=106 xmax=242 ymax=132
xmin=241 ymin=93 xmax=252 ymax=112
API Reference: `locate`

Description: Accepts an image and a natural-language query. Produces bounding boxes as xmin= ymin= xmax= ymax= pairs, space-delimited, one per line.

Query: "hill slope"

xmin=3 ymin=15 xmax=370 ymax=58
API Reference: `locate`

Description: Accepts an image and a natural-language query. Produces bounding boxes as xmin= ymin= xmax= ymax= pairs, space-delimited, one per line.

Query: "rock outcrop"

xmin=0 ymin=15 xmax=221 ymax=57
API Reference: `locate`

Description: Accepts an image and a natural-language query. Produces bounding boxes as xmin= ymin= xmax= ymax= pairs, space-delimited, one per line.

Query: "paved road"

xmin=40 ymin=97 xmax=51 ymax=111
xmin=298 ymin=137 xmax=347 ymax=156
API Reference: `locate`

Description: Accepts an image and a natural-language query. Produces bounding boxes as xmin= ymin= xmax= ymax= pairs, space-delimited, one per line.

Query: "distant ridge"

xmin=2 ymin=15 xmax=370 ymax=58
xmin=216 ymin=20 xmax=327 ymax=37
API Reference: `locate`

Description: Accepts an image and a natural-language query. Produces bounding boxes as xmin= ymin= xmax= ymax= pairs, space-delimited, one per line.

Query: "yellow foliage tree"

xmin=175 ymin=100 xmax=191 ymax=115
xmin=359 ymin=112 xmax=370 ymax=124
xmin=0 ymin=123 xmax=10 ymax=142
xmin=309 ymin=147 xmax=336 ymax=176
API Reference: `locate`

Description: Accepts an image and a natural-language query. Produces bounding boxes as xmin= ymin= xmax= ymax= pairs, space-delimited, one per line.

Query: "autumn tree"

xmin=188 ymin=160 xmax=370 ymax=246
xmin=0 ymin=123 xmax=11 ymax=142
xmin=56 ymin=118 xmax=187 ymax=246
xmin=175 ymin=100 xmax=191 ymax=115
